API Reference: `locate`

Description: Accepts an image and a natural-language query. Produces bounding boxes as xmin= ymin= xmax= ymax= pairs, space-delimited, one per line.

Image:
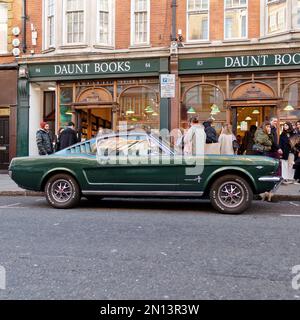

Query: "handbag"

xmin=252 ymin=143 xmax=265 ymax=154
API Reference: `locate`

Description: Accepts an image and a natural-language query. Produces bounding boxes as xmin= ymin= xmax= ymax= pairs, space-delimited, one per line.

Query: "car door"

xmin=83 ymin=134 xmax=178 ymax=192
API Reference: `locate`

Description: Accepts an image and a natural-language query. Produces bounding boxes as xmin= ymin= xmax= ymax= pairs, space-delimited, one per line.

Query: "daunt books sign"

xmin=179 ymin=53 xmax=300 ymax=73
xmin=28 ymin=58 xmax=162 ymax=80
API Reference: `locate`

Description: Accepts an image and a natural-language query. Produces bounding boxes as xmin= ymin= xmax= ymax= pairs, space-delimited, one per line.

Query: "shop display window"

xmin=181 ymin=84 xmax=226 ymax=131
xmin=59 ymin=86 xmax=73 ymax=128
xmin=118 ymin=85 xmax=160 ymax=131
xmin=281 ymin=81 xmax=300 ymax=122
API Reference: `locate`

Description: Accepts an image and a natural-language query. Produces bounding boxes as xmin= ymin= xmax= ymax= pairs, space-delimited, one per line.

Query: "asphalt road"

xmin=0 ymin=196 xmax=300 ymax=300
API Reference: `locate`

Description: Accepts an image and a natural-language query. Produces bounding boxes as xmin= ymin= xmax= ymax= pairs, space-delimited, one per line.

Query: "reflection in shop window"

xmin=224 ymin=0 xmax=247 ymax=39
xmin=267 ymin=0 xmax=287 ymax=34
xmin=281 ymin=81 xmax=300 ymax=122
xmin=181 ymin=84 xmax=225 ymax=132
xmin=59 ymin=87 xmax=73 ymax=128
xmin=118 ymin=86 xmax=160 ymax=131
xmin=187 ymin=0 xmax=209 ymax=41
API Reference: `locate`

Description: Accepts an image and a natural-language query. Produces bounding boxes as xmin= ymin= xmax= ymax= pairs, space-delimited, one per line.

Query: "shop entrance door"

xmin=232 ymin=106 xmax=276 ymax=138
xmin=76 ymin=106 xmax=113 ymax=141
xmin=0 ymin=116 xmax=9 ymax=170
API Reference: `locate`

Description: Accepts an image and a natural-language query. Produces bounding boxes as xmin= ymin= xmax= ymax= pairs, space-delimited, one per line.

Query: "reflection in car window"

xmin=93 ymin=135 xmax=170 ymax=157
xmin=96 ymin=135 xmax=150 ymax=157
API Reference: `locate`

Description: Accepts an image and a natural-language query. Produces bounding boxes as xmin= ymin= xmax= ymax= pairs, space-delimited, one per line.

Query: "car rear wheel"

xmin=209 ymin=174 xmax=253 ymax=214
xmin=45 ymin=174 xmax=81 ymax=209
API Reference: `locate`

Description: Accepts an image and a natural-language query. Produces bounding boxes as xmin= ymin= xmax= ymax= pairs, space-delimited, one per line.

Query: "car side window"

xmin=96 ymin=135 xmax=150 ymax=157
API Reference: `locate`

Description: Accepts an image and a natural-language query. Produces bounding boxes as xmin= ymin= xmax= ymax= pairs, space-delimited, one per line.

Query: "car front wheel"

xmin=45 ymin=174 xmax=81 ymax=209
xmin=209 ymin=175 xmax=253 ymax=214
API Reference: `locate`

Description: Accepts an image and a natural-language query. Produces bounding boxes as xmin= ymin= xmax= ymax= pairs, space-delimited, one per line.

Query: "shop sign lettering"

xmin=54 ymin=61 xmax=131 ymax=75
xmin=225 ymin=53 xmax=300 ymax=68
xmin=28 ymin=58 xmax=162 ymax=78
xmin=179 ymin=53 xmax=300 ymax=73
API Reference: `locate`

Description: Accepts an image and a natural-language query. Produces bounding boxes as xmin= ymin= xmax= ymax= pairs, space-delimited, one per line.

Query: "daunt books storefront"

xmin=17 ymin=58 xmax=169 ymax=156
xmin=178 ymin=52 xmax=300 ymax=137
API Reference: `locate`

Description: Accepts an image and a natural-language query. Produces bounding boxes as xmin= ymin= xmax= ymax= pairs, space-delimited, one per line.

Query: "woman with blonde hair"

xmin=218 ymin=124 xmax=236 ymax=155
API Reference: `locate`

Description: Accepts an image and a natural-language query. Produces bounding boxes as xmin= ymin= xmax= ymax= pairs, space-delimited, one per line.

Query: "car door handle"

xmin=184 ymin=176 xmax=202 ymax=183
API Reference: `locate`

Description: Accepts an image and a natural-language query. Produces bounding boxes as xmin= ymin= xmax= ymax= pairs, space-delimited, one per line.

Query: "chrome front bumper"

xmin=258 ymin=176 xmax=283 ymax=193
xmin=258 ymin=176 xmax=282 ymax=183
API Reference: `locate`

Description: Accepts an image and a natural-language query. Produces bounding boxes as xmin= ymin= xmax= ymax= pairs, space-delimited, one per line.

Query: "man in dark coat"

xmin=36 ymin=122 xmax=54 ymax=156
xmin=59 ymin=121 xmax=79 ymax=150
xmin=203 ymin=119 xmax=218 ymax=144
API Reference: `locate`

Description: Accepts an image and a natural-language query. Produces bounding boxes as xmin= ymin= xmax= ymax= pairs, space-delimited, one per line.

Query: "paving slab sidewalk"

xmin=0 ymin=174 xmax=299 ymax=201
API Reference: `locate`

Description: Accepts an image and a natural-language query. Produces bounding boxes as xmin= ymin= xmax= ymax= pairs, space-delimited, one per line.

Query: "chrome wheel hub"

xmin=218 ymin=181 xmax=244 ymax=208
xmin=51 ymin=179 xmax=73 ymax=203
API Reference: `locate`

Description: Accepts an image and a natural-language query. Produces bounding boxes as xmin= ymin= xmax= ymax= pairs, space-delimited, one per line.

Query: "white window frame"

xmin=186 ymin=0 xmax=210 ymax=42
xmin=63 ymin=0 xmax=86 ymax=45
xmin=0 ymin=3 xmax=8 ymax=53
xmin=43 ymin=0 xmax=55 ymax=49
xmin=296 ymin=0 xmax=300 ymax=28
xmin=130 ymin=0 xmax=150 ymax=46
xmin=266 ymin=0 xmax=287 ymax=35
xmin=96 ymin=0 xmax=115 ymax=47
xmin=224 ymin=0 xmax=248 ymax=40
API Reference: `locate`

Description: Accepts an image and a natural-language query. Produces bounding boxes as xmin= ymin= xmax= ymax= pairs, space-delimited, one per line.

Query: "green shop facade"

xmin=17 ymin=57 xmax=170 ymax=156
xmin=178 ymin=51 xmax=300 ymax=137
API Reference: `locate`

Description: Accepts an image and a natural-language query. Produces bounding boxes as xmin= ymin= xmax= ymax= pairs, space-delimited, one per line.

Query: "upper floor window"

xmin=131 ymin=0 xmax=150 ymax=46
xmin=0 ymin=3 xmax=8 ymax=53
xmin=44 ymin=0 xmax=55 ymax=48
xmin=187 ymin=0 xmax=209 ymax=41
xmin=224 ymin=0 xmax=247 ymax=40
xmin=65 ymin=0 xmax=85 ymax=44
xmin=297 ymin=0 xmax=300 ymax=27
xmin=267 ymin=0 xmax=287 ymax=34
xmin=97 ymin=0 xmax=114 ymax=46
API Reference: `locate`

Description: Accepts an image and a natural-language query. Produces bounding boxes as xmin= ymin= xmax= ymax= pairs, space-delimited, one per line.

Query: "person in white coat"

xmin=218 ymin=124 xmax=235 ymax=155
xmin=184 ymin=117 xmax=206 ymax=156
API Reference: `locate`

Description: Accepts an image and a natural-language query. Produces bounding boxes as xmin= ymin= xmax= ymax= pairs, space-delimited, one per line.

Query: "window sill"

xmin=184 ymin=40 xmax=210 ymax=45
xmin=93 ymin=45 xmax=115 ymax=50
xmin=0 ymin=52 xmax=12 ymax=57
xmin=128 ymin=44 xmax=152 ymax=49
xmin=42 ymin=47 xmax=56 ymax=54
xmin=260 ymin=30 xmax=292 ymax=40
xmin=59 ymin=44 xmax=89 ymax=50
xmin=222 ymin=39 xmax=250 ymax=43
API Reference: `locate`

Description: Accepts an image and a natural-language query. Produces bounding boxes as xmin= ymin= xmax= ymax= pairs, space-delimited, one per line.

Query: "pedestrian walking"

xmin=184 ymin=117 xmax=206 ymax=156
xmin=295 ymin=120 xmax=300 ymax=135
xmin=290 ymin=134 xmax=300 ymax=184
xmin=36 ymin=122 xmax=54 ymax=156
xmin=54 ymin=127 xmax=65 ymax=152
xmin=203 ymin=119 xmax=218 ymax=144
xmin=59 ymin=121 xmax=79 ymax=150
xmin=253 ymin=122 xmax=273 ymax=155
xmin=241 ymin=125 xmax=257 ymax=155
xmin=279 ymin=122 xmax=295 ymax=184
xmin=218 ymin=124 xmax=235 ymax=155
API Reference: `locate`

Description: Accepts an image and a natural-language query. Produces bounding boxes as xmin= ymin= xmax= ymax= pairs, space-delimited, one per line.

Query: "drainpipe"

xmin=22 ymin=0 xmax=27 ymax=53
xmin=171 ymin=0 xmax=177 ymax=41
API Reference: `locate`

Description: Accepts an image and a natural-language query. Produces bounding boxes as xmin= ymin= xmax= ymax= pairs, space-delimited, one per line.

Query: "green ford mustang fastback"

xmin=9 ymin=130 xmax=281 ymax=214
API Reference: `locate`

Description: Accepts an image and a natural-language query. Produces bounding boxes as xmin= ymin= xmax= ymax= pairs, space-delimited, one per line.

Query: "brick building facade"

xmin=0 ymin=0 xmax=21 ymax=169
xmin=1 ymin=0 xmax=300 ymax=162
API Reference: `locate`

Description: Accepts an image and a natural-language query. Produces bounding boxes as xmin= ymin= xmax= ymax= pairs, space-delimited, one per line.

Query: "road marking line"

xmin=289 ymin=202 xmax=300 ymax=207
xmin=0 ymin=203 xmax=21 ymax=209
xmin=281 ymin=215 xmax=300 ymax=218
